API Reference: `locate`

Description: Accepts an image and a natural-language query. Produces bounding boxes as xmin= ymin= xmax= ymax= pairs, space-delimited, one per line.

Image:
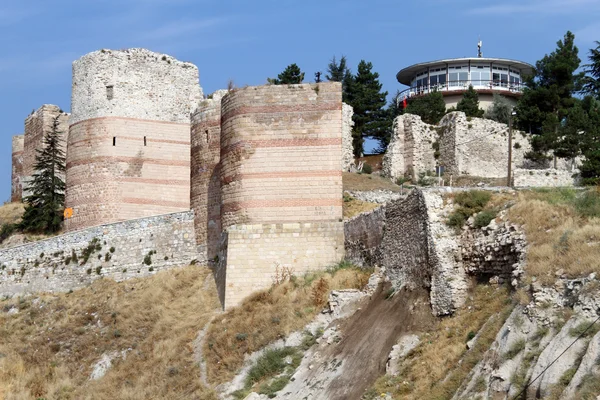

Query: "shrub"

xmin=474 ymin=209 xmax=497 ymax=228
xmin=105 ymin=253 xmax=111 ymax=262
xmin=503 ymin=338 xmax=526 ymax=361
xmin=361 ymin=164 xmax=373 ymax=174
xmin=447 ymin=212 xmax=467 ymax=229
xmin=396 ymin=176 xmax=410 ymax=185
xmin=454 ymin=191 xmax=491 ymax=211
xmin=109 ymin=246 xmax=115 ymax=253
xmin=0 ymin=223 xmax=17 ymax=244
xmin=575 ymin=190 xmax=600 ymax=218
xmin=569 ymin=321 xmax=600 ymax=338
xmin=143 ymin=252 xmax=153 ymax=266
xmin=95 ymin=266 xmax=102 ymax=275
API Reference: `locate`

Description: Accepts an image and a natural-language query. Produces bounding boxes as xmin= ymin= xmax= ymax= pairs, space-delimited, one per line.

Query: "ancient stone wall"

xmin=220 ymin=83 xmax=343 ymax=227
xmin=382 ymin=114 xmax=437 ymax=181
xmin=0 ymin=211 xmax=198 ymax=297
xmin=215 ymin=82 xmax=345 ymax=309
xmin=11 ymin=135 xmax=24 ymax=202
xmin=191 ymin=90 xmax=228 ymax=260
xmin=22 ymin=105 xmax=69 ymax=197
xmin=341 ymin=103 xmax=354 ymax=170
xmin=438 ymin=112 xmax=530 ymax=178
xmin=217 ymin=222 xmax=345 ymax=309
xmin=344 ymin=206 xmax=385 ymax=268
xmin=65 ymin=49 xmax=202 ymax=232
xmin=514 ymin=168 xmax=578 ymax=187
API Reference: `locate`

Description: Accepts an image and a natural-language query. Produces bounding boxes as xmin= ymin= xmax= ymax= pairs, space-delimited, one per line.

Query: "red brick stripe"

xmin=221 ymin=138 xmax=340 ymax=157
xmin=69 ymin=116 xmax=190 ymax=128
xmin=66 ymin=176 xmax=189 ymax=187
xmin=221 ymin=170 xmax=342 ymax=184
xmin=221 ymin=103 xmax=341 ymax=124
xmin=222 ymin=198 xmax=342 ymax=213
xmin=68 ymin=136 xmax=190 ymax=148
xmin=122 ymin=198 xmax=189 ymax=208
xmin=12 ymin=151 xmax=23 ymax=156
xmin=67 ymin=156 xmax=190 ymax=169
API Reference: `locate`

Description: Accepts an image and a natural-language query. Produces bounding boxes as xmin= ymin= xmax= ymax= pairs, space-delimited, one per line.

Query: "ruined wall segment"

xmin=217 ymin=83 xmax=345 ymax=309
xmin=0 ymin=211 xmax=197 ymax=297
xmin=65 ymin=49 xmax=202 ymax=232
xmin=341 ymin=102 xmax=354 ymax=170
xmin=191 ymin=90 xmax=228 ymax=259
xmin=22 ymin=105 xmax=69 ymax=197
xmin=11 ymin=135 xmax=24 ymax=202
xmin=438 ymin=112 xmax=530 ymax=179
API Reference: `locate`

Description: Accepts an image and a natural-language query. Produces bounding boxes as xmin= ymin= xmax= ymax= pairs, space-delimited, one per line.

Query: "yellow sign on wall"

xmin=64 ymin=208 xmax=73 ymax=219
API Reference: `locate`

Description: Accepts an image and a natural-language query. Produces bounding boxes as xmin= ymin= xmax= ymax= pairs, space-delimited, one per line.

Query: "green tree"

xmin=456 ymin=85 xmax=484 ymax=118
xmin=326 ymin=55 xmax=352 ymax=102
xmin=20 ymin=115 xmax=66 ymax=233
xmin=515 ymin=31 xmax=584 ymax=164
xmin=344 ymin=60 xmax=389 ymax=155
xmin=576 ymin=96 xmax=600 ymax=184
xmin=268 ymin=63 xmax=305 ymax=85
xmin=405 ymin=90 xmax=447 ymax=125
xmin=582 ymin=41 xmax=600 ymax=98
xmin=485 ymin=93 xmax=512 ymax=124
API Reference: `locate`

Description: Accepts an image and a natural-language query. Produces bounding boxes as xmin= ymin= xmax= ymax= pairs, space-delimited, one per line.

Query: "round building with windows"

xmin=397 ymin=56 xmax=534 ymax=110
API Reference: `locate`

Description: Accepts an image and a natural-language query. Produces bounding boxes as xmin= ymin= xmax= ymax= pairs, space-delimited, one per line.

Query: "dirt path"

xmin=277 ymin=283 xmax=436 ymax=400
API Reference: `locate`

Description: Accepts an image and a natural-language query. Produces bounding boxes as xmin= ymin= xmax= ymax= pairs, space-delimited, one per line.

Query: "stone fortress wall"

xmin=383 ymin=111 xmax=578 ymax=187
xmin=210 ymin=83 xmax=345 ymax=308
xmin=11 ymin=135 xmax=24 ymax=202
xmin=6 ymin=49 xmax=346 ymax=308
xmin=0 ymin=211 xmax=197 ymax=297
xmin=64 ymin=49 xmax=202 ymax=232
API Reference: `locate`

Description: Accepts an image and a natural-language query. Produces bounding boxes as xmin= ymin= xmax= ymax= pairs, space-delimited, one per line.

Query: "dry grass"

xmin=343 ymin=172 xmax=403 ymax=192
xmin=0 ymin=202 xmax=25 ymax=225
xmin=343 ymin=196 xmax=380 ymax=219
xmin=373 ymin=284 xmax=514 ymax=400
xmin=0 ymin=265 xmax=221 ymax=400
xmin=204 ymin=265 xmax=372 ymax=385
xmin=451 ymin=176 xmax=507 ymax=187
xmin=508 ymin=189 xmax=600 ymax=284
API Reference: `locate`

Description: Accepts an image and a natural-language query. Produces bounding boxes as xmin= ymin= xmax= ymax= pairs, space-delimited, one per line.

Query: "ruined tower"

xmin=65 ymin=49 xmax=202 ymax=231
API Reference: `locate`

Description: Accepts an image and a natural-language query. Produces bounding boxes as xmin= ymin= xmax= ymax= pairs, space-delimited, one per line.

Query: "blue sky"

xmin=0 ymin=0 xmax=598 ymax=202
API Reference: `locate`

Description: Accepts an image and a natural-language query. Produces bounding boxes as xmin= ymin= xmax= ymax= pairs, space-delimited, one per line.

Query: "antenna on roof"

xmin=477 ymin=37 xmax=483 ymax=58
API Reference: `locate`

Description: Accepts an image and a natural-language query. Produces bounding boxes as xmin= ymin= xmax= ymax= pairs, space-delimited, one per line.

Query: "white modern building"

xmin=396 ymin=57 xmax=534 ymax=110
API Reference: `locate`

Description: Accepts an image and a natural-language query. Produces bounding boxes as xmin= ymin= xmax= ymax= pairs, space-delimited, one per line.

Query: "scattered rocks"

xmin=386 ymin=334 xmax=420 ymax=376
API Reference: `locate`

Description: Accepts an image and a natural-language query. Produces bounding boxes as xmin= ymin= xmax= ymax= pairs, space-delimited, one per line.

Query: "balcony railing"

xmin=398 ymin=80 xmax=526 ymax=102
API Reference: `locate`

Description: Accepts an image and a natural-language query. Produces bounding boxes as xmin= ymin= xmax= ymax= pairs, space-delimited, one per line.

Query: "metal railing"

xmin=398 ymin=80 xmax=526 ymax=102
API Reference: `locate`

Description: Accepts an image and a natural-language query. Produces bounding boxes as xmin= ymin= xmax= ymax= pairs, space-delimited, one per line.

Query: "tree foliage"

xmin=268 ymin=63 xmax=305 ymax=85
xmin=344 ymin=60 xmax=389 ymax=156
xmin=582 ymin=41 xmax=600 ymax=98
xmin=326 ymin=55 xmax=353 ymax=102
xmin=20 ymin=115 xmax=66 ymax=233
xmin=405 ymin=90 xmax=446 ymax=125
xmin=485 ymin=93 xmax=512 ymax=125
xmin=456 ymin=85 xmax=484 ymax=118
xmin=515 ymin=31 xmax=583 ymax=164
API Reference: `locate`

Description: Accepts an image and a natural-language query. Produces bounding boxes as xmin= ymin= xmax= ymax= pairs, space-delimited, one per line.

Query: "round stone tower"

xmin=65 ymin=48 xmax=202 ymax=231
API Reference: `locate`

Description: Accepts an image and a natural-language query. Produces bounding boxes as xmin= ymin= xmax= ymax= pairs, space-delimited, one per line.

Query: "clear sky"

xmin=0 ymin=0 xmax=598 ymax=202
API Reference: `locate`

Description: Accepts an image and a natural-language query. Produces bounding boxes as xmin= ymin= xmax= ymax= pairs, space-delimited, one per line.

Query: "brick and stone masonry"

xmin=11 ymin=135 xmax=24 ymax=202
xmin=191 ymin=90 xmax=228 ymax=260
xmin=65 ymin=49 xmax=203 ymax=231
xmin=22 ymin=105 xmax=69 ymax=198
xmin=214 ymin=83 xmax=346 ymax=308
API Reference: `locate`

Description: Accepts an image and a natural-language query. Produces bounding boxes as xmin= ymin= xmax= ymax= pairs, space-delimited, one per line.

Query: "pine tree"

xmin=268 ymin=63 xmax=305 ymax=85
xmin=405 ymin=90 xmax=447 ymax=125
xmin=344 ymin=60 xmax=389 ymax=156
xmin=20 ymin=115 xmax=66 ymax=233
xmin=326 ymin=55 xmax=352 ymax=101
xmin=515 ymin=31 xmax=584 ymax=164
xmin=582 ymin=41 xmax=600 ymax=99
xmin=456 ymin=85 xmax=484 ymax=118
xmin=577 ymin=96 xmax=600 ymax=184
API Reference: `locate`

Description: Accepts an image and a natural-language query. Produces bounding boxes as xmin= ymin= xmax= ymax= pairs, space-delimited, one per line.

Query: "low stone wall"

xmin=0 ymin=211 xmax=199 ymax=297
xmin=218 ymin=222 xmax=345 ymax=309
xmin=344 ymin=206 xmax=385 ymax=267
xmin=514 ymin=168 xmax=577 ymax=187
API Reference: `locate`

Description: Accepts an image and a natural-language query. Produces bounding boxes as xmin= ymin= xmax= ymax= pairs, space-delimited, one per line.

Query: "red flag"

xmin=402 ymin=98 xmax=407 ymax=109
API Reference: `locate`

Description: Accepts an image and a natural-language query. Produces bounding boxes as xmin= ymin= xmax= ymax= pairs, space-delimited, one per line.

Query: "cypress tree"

xmin=268 ymin=63 xmax=305 ymax=85
xmin=456 ymin=85 xmax=484 ymax=118
xmin=20 ymin=115 xmax=66 ymax=233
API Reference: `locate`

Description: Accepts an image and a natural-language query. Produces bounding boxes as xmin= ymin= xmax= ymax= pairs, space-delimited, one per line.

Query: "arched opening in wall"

xmin=113 ymin=137 xmax=116 ymax=146
xmin=106 ymin=85 xmax=114 ymax=100
xmin=144 ymin=136 xmax=147 ymax=146
xmin=205 ymin=130 xmax=209 ymax=144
